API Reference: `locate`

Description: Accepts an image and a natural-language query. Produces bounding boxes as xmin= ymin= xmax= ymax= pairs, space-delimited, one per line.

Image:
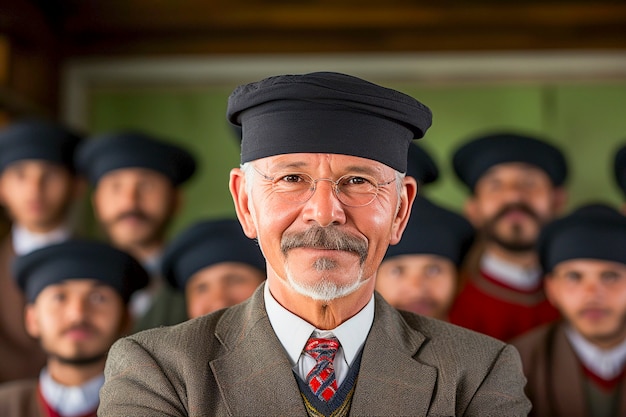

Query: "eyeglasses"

xmin=253 ymin=165 xmax=396 ymax=207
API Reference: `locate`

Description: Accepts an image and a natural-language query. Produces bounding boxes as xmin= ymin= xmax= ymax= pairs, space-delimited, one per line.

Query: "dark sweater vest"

xmin=295 ymin=350 xmax=363 ymax=417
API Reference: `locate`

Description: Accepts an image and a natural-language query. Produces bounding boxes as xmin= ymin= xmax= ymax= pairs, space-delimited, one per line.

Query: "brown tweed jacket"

xmin=99 ymin=285 xmax=531 ymax=416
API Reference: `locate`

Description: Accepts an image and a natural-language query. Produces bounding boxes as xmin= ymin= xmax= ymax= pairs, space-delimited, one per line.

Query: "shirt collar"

xmin=481 ymin=252 xmax=542 ymax=290
xmin=264 ymin=282 xmax=374 ymax=367
xmin=12 ymin=224 xmax=71 ymax=256
xmin=39 ymin=367 xmax=104 ymax=417
xmin=566 ymin=325 xmax=626 ymax=380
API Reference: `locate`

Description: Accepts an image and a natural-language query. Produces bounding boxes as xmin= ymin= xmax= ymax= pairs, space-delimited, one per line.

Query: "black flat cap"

xmin=0 ymin=119 xmax=83 ymax=173
xmin=76 ymin=131 xmax=196 ymax=186
xmin=162 ymin=218 xmax=266 ymax=290
xmin=13 ymin=240 xmax=149 ymax=303
xmin=614 ymin=143 xmax=626 ymax=197
xmin=407 ymin=142 xmax=439 ymax=186
xmin=227 ymin=72 xmax=432 ymax=173
xmin=538 ymin=203 xmax=626 ymax=273
xmin=453 ymin=132 xmax=568 ymax=191
xmin=385 ymin=197 xmax=475 ymax=267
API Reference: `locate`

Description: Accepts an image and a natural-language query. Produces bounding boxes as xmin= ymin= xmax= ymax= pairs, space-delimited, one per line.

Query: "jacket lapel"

xmin=210 ymin=285 xmax=307 ymax=416
xmin=350 ymin=294 xmax=437 ymax=416
xmin=551 ymin=325 xmax=586 ymax=417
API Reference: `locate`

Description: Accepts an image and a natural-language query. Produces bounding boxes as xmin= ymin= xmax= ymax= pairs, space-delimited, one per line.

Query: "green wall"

xmin=88 ymin=82 xmax=626 ymax=238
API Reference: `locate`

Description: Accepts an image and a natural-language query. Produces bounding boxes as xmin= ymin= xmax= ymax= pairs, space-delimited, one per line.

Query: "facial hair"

xmin=45 ymin=322 xmax=108 ymax=367
xmin=483 ymin=202 xmax=542 ymax=252
xmin=280 ymin=225 xmax=369 ymax=302
xmin=101 ymin=208 xmax=172 ymax=248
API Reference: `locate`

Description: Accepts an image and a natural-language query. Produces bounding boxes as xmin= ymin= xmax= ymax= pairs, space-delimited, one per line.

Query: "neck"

xmin=17 ymin=221 xmax=66 ymax=235
xmin=46 ymin=358 xmax=105 ymax=386
xmin=267 ymin=275 xmax=374 ymax=330
xmin=484 ymin=242 xmax=539 ymax=269
xmin=122 ymin=241 xmax=163 ymax=264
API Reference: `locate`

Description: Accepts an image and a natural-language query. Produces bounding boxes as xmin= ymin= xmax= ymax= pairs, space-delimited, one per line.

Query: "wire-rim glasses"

xmin=252 ymin=165 xmax=396 ymax=207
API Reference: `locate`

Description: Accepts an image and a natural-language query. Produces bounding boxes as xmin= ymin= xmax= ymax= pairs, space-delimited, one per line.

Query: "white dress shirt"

xmin=12 ymin=224 xmax=71 ymax=256
xmin=264 ymin=282 xmax=374 ymax=386
xmin=481 ymin=252 xmax=542 ymax=291
xmin=566 ymin=325 xmax=626 ymax=380
xmin=39 ymin=368 xmax=104 ymax=417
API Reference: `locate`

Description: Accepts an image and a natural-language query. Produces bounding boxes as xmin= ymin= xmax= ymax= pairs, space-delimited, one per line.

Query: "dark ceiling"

xmin=14 ymin=0 xmax=626 ymax=56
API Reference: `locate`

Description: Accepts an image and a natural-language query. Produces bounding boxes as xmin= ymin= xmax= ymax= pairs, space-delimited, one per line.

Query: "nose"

xmin=66 ymin=296 xmax=88 ymax=322
xmin=501 ymin=181 xmax=526 ymax=203
xmin=118 ymin=183 xmax=141 ymax=210
xmin=302 ymin=179 xmax=346 ymax=227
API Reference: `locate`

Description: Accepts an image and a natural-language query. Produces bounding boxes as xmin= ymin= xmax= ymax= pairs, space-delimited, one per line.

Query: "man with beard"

xmin=98 ymin=72 xmax=530 ymax=416
xmin=0 ymin=239 xmax=148 ymax=417
xmin=76 ymin=131 xmax=196 ymax=332
xmin=449 ymin=132 xmax=566 ymax=341
xmin=512 ymin=203 xmax=626 ymax=417
xmin=0 ymin=119 xmax=84 ymax=384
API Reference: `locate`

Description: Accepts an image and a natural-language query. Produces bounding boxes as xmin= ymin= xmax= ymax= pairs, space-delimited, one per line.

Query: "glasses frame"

xmin=252 ymin=165 xmax=397 ymax=207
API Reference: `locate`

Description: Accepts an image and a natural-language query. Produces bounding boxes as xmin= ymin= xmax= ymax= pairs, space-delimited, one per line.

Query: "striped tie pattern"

xmin=304 ymin=336 xmax=340 ymax=402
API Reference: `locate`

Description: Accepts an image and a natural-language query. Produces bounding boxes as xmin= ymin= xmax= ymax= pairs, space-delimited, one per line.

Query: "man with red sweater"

xmin=449 ymin=132 xmax=566 ymax=341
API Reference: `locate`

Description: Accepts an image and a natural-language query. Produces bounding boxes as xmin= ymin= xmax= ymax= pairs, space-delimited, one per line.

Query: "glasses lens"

xmin=270 ymin=173 xmax=315 ymax=203
xmin=336 ymin=176 xmax=378 ymax=207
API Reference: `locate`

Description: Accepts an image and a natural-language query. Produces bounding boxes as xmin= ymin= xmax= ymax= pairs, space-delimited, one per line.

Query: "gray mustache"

xmin=281 ymin=226 xmax=368 ymax=264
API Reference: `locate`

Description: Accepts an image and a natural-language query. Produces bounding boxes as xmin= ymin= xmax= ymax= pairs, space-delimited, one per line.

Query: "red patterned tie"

xmin=304 ymin=336 xmax=340 ymax=402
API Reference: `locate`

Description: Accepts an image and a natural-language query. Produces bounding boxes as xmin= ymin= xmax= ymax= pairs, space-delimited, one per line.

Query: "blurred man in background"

xmin=449 ymin=132 xmax=566 ymax=341
xmin=0 ymin=240 xmax=148 ymax=417
xmin=76 ymin=131 xmax=196 ymax=332
xmin=0 ymin=119 xmax=84 ymax=383
xmin=513 ymin=203 xmax=626 ymax=417
xmin=376 ymin=143 xmax=474 ymax=321
xmin=161 ymin=218 xmax=266 ymax=319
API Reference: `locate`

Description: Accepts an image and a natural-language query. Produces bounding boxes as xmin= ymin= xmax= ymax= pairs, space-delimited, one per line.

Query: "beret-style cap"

xmin=385 ymin=197 xmax=475 ymax=267
xmin=538 ymin=203 xmax=626 ymax=273
xmin=13 ymin=240 xmax=149 ymax=303
xmin=227 ymin=72 xmax=433 ymax=173
xmin=162 ymin=218 xmax=266 ymax=290
xmin=0 ymin=119 xmax=83 ymax=173
xmin=614 ymin=143 xmax=626 ymax=196
xmin=407 ymin=142 xmax=439 ymax=186
xmin=76 ymin=131 xmax=196 ymax=186
xmin=453 ymin=132 xmax=568 ymax=191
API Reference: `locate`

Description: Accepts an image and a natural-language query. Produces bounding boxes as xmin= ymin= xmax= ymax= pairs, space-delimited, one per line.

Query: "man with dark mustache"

xmin=99 ymin=72 xmax=530 ymax=416
xmin=76 ymin=131 xmax=196 ymax=332
xmin=449 ymin=132 xmax=567 ymax=341
xmin=0 ymin=240 xmax=148 ymax=417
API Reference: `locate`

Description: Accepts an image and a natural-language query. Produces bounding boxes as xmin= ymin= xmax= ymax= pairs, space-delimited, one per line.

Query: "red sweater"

xmin=449 ymin=268 xmax=560 ymax=342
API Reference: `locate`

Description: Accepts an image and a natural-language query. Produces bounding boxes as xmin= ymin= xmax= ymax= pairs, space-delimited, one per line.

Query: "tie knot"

xmin=304 ymin=336 xmax=340 ymax=361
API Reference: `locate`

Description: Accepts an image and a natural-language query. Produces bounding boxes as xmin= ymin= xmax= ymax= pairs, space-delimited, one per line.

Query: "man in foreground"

xmin=99 ymin=72 xmax=531 ymax=416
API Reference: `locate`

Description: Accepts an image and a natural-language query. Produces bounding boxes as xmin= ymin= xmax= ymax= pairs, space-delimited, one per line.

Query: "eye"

xmin=601 ymin=270 xmax=623 ymax=284
xmin=278 ymin=174 xmax=307 ymax=184
xmin=562 ymin=270 xmax=582 ymax=282
xmin=424 ymin=263 xmax=442 ymax=277
xmin=89 ymin=291 xmax=109 ymax=304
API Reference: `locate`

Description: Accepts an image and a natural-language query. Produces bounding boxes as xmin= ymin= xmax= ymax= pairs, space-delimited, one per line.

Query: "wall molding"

xmin=62 ymin=51 xmax=626 ymax=130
